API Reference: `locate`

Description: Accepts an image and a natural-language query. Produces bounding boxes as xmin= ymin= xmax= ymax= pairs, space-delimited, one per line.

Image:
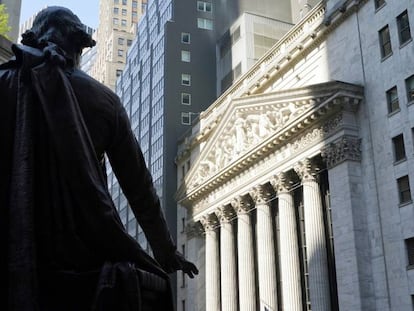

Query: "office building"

xmin=90 ymin=0 xmax=147 ymax=91
xmin=176 ymin=0 xmax=414 ymax=310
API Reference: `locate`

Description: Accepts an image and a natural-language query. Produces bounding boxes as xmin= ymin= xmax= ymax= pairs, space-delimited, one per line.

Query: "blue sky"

xmin=20 ymin=0 xmax=100 ymax=29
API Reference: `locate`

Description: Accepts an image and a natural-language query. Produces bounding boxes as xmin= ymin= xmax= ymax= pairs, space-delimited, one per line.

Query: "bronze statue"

xmin=0 ymin=6 xmax=197 ymax=311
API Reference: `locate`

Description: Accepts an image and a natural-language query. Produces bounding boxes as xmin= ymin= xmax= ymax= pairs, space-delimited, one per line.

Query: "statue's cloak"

xmin=0 ymin=45 xmax=174 ymax=311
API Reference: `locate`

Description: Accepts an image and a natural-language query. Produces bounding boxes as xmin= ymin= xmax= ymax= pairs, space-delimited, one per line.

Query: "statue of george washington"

xmin=0 ymin=6 xmax=197 ymax=311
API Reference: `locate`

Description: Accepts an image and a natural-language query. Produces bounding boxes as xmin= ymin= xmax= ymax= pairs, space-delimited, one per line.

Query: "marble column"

xmin=216 ymin=205 xmax=238 ymax=311
xmin=250 ymin=183 xmax=278 ymax=311
xmin=200 ymin=213 xmax=221 ymax=311
xmin=231 ymin=195 xmax=257 ymax=311
xmin=270 ymin=173 xmax=303 ymax=311
xmin=294 ymin=158 xmax=331 ymax=311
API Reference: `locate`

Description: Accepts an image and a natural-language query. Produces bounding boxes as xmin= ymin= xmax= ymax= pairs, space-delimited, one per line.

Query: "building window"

xmin=122 ymin=0 xmax=127 ymax=4
xmin=406 ymin=238 xmax=414 ymax=267
xmin=386 ymin=86 xmax=399 ymax=113
xmin=412 ymin=128 xmax=414 ymax=149
xmin=181 ymin=74 xmax=191 ymax=86
xmin=374 ymin=0 xmax=385 ymax=10
xmin=113 ymin=18 xmax=119 ymax=25
xmin=114 ymin=7 xmax=119 ymax=14
xmin=116 ymin=69 xmax=123 ymax=77
xmin=397 ymin=175 xmax=412 ymax=204
xmin=182 ymin=299 xmax=186 ymax=311
xmin=181 ymin=33 xmax=190 ymax=44
xmin=392 ymin=134 xmax=406 ymax=162
xmin=122 ymin=8 xmax=127 ymax=15
xmin=181 ymin=112 xmax=191 ymax=125
xmin=379 ymin=25 xmax=392 ymax=58
xmin=118 ymin=37 xmax=124 ymax=45
xmin=181 ymin=50 xmax=191 ymax=62
xmin=114 ymin=0 xmax=119 ymax=4
xmin=132 ymin=1 xmax=137 ymax=8
xmin=118 ymin=49 xmax=124 ymax=56
xmin=121 ymin=19 xmax=127 ymax=26
xmin=197 ymin=1 xmax=212 ymax=12
xmin=397 ymin=10 xmax=412 ymax=45
xmin=197 ymin=18 xmax=213 ymax=30
xmin=405 ymin=74 xmax=414 ymax=102
xmin=127 ymin=39 xmax=133 ymax=46
xmin=181 ymin=93 xmax=191 ymax=105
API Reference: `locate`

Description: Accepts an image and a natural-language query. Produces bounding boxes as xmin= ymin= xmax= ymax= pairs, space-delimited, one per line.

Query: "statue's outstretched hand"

xmin=157 ymin=250 xmax=199 ymax=278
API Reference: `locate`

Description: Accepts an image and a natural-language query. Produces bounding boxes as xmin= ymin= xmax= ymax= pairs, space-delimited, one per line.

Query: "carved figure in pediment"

xmin=221 ymin=134 xmax=235 ymax=164
xmin=245 ymin=115 xmax=261 ymax=145
xmin=234 ymin=112 xmax=248 ymax=155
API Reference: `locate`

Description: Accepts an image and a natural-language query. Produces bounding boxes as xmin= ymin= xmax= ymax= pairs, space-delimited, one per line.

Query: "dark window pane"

xmin=379 ymin=25 xmax=392 ymax=58
xmin=398 ymin=175 xmax=412 ymax=204
xmin=392 ymin=134 xmax=406 ymax=161
xmin=374 ymin=0 xmax=385 ymax=9
xmin=405 ymin=75 xmax=414 ymax=102
xmin=386 ymin=86 xmax=399 ymax=113
xmin=406 ymin=238 xmax=414 ymax=266
xmin=397 ymin=11 xmax=412 ymax=45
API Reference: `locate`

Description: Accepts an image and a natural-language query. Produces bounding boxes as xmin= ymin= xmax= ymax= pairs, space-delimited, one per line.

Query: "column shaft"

xmin=252 ymin=185 xmax=277 ymax=311
xmin=233 ymin=196 xmax=257 ymax=311
xmin=202 ymin=216 xmax=221 ymax=311
xmin=295 ymin=159 xmax=331 ymax=311
xmin=278 ymin=191 xmax=303 ymax=311
xmin=217 ymin=206 xmax=238 ymax=311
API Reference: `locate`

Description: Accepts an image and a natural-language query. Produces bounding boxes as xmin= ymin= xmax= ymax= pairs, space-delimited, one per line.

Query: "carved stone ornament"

xmin=215 ymin=205 xmax=236 ymax=223
xmin=199 ymin=213 xmax=219 ymax=231
xmin=191 ymin=102 xmax=310 ymax=188
xmin=231 ymin=194 xmax=254 ymax=215
xmin=250 ymin=183 xmax=274 ymax=204
xmin=321 ymin=136 xmax=361 ymax=169
xmin=294 ymin=158 xmax=320 ymax=183
xmin=185 ymin=221 xmax=205 ymax=239
xmin=270 ymin=172 xmax=292 ymax=194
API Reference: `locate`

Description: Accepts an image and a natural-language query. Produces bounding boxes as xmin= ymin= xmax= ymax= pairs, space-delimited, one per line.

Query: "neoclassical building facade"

xmin=175 ymin=1 xmax=414 ymax=311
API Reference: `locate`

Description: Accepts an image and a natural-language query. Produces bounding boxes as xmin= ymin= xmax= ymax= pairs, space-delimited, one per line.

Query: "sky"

xmin=20 ymin=0 xmax=100 ymax=29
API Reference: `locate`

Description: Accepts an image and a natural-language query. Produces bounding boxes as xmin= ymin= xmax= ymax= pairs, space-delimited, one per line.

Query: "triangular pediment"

xmin=177 ymin=81 xmax=363 ymax=202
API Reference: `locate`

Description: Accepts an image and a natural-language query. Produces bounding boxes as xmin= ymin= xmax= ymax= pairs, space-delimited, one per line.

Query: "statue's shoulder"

xmin=69 ymin=69 xmax=121 ymax=106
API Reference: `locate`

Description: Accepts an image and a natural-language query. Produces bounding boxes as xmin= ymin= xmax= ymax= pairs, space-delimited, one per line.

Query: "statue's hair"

xmin=21 ymin=6 xmax=96 ymax=54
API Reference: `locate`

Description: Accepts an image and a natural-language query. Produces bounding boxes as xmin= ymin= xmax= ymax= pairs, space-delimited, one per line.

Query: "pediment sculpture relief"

xmin=190 ymin=101 xmax=311 ymax=189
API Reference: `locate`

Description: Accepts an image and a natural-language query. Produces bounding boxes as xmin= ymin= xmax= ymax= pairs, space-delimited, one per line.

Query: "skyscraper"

xmin=90 ymin=0 xmax=147 ymax=90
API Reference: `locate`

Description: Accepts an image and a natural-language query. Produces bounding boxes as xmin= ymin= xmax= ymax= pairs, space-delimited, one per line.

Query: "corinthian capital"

xmin=231 ymin=194 xmax=254 ymax=215
xmin=294 ymin=158 xmax=320 ymax=183
xmin=200 ymin=213 xmax=219 ymax=231
xmin=186 ymin=221 xmax=205 ymax=239
xmin=250 ymin=183 xmax=274 ymax=204
xmin=270 ymin=172 xmax=293 ymax=194
xmin=321 ymin=136 xmax=361 ymax=169
xmin=215 ymin=204 xmax=236 ymax=223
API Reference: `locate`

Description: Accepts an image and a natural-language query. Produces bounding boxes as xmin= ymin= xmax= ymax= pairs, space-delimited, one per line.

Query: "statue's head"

xmin=21 ymin=6 xmax=96 ymax=65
